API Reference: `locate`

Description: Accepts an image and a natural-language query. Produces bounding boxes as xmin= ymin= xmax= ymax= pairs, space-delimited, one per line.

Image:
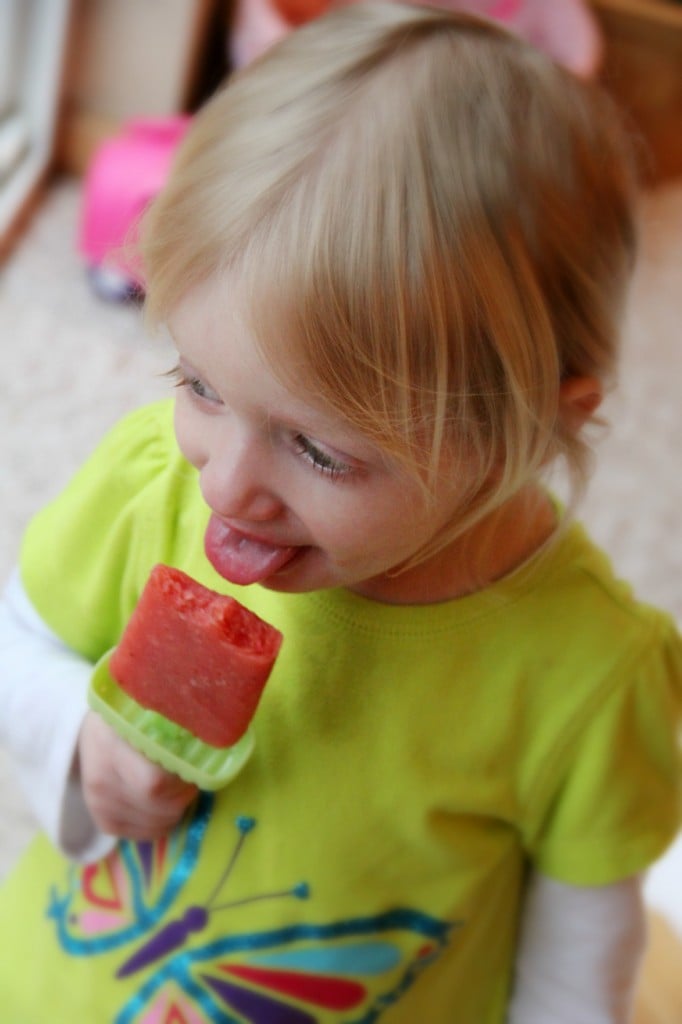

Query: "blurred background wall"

xmin=1 ymin=0 xmax=682 ymax=262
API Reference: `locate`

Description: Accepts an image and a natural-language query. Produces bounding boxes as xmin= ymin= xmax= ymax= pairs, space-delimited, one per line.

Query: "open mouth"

xmin=204 ymin=515 xmax=299 ymax=586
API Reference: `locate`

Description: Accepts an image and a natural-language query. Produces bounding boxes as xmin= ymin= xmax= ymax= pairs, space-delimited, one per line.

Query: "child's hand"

xmin=77 ymin=711 xmax=199 ymax=840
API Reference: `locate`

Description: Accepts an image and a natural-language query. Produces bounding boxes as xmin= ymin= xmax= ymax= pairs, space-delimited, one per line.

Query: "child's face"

xmin=168 ymin=274 xmax=471 ymax=604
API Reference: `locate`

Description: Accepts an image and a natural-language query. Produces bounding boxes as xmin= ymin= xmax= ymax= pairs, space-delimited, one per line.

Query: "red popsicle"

xmin=109 ymin=565 xmax=282 ymax=748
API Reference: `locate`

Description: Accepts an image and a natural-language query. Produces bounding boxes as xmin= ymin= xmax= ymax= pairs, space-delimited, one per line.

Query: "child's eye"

xmin=293 ymin=434 xmax=353 ymax=481
xmin=166 ymin=364 xmax=221 ymax=404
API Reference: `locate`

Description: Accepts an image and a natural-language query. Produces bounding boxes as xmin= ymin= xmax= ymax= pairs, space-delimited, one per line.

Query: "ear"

xmin=559 ymin=376 xmax=603 ymax=433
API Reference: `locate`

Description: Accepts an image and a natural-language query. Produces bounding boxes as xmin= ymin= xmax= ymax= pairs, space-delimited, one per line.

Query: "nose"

xmin=199 ymin=427 xmax=283 ymax=523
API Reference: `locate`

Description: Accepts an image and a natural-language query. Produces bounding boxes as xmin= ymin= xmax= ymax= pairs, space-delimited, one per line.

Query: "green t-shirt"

xmin=1 ymin=400 xmax=680 ymax=1023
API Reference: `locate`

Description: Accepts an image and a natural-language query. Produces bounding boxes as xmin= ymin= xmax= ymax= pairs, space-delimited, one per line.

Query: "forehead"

xmin=167 ymin=273 xmax=384 ymax=458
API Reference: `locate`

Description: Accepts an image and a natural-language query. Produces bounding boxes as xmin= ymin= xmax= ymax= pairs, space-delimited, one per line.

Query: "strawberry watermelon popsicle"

xmin=109 ymin=565 xmax=283 ymax=749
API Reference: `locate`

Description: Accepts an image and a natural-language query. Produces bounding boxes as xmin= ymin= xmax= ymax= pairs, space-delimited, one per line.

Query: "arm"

xmin=0 ymin=569 xmax=110 ymax=861
xmin=0 ymin=571 xmax=196 ymax=861
xmin=508 ymin=870 xmax=646 ymax=1024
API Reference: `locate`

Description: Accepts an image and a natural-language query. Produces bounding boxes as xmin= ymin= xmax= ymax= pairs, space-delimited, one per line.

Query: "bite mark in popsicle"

xmin=109 ymin=565 xmax=282 ymax=748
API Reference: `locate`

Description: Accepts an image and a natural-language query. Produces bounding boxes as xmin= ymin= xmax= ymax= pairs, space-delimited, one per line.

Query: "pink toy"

xmin=79 ymin=117 xmax=191 ymax=301
xmin=231 ymin=0 xmax=602 ymax=78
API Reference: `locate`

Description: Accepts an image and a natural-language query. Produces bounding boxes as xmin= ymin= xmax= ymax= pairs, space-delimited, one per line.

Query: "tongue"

xmin=204 ymin=515 xmax=297 ymax=585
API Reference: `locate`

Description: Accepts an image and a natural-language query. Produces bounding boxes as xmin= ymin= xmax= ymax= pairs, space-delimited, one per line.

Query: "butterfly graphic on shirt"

xmin=47 ymin=793 xmax=455 ymax=1023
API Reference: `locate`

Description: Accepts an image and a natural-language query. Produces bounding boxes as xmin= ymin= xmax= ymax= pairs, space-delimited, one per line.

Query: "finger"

xmin=88 ymin=792 xmax=195 ymax=839
xmin=117 ymin=780 xmax=197 ymax=822
xmin=94 ymin=814 xmax=181 ymax=841
xmin=116 ymin=751 xmax=198 ymax=804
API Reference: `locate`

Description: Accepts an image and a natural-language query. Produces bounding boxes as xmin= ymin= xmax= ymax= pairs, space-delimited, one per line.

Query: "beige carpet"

xmin=1 ymin=177 xmax=680 ymax=923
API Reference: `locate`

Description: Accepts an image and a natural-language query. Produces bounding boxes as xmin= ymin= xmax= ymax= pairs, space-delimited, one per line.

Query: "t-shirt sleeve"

xmin=526 ymin=618 xmax=682 ymax=886
xmin=19 ymin=400 xmax=188 ymax=662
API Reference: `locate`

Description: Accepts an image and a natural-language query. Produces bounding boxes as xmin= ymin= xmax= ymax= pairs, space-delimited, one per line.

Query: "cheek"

xmin=173 ymin=399 xmax=205 ymax=470
xmin=317 ymin=491 xmax=422 ymax=558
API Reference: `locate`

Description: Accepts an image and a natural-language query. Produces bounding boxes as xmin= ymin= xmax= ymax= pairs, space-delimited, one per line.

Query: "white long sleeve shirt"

xmin=0 ymin=570 xmax=114 ymax=862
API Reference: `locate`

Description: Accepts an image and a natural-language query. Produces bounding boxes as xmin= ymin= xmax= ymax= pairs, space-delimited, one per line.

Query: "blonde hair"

xmin=141 ymin=2 xmax=637 ymax=552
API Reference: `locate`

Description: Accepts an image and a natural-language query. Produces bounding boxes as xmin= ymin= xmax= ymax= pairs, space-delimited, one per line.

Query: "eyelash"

xmin=293 ymin=434 xmax=353 ymax=481
xmin=166 ymin=364 xmax=217 ymax=402
xmin=166 ymin=364 xmax=354 ymax=482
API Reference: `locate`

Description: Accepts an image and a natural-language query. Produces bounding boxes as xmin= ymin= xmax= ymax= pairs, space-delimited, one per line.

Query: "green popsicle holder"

xmin=88 ymin=651 xmax=255 ymax=791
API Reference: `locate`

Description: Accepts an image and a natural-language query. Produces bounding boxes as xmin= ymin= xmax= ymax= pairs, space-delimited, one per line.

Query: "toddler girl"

xmin=0 ymin=5 xmax=679 ymax=1022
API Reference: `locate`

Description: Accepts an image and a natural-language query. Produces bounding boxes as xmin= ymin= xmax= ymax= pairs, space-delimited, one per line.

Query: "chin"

xmin=257 ymin=552 xmax=332 ymax=594
xmin=258 ymin=575 xmax=309 ymax=593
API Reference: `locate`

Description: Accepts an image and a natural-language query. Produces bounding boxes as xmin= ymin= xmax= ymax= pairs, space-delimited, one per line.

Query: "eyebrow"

xmin=169 ymin=329 xmax=380 ymax=462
